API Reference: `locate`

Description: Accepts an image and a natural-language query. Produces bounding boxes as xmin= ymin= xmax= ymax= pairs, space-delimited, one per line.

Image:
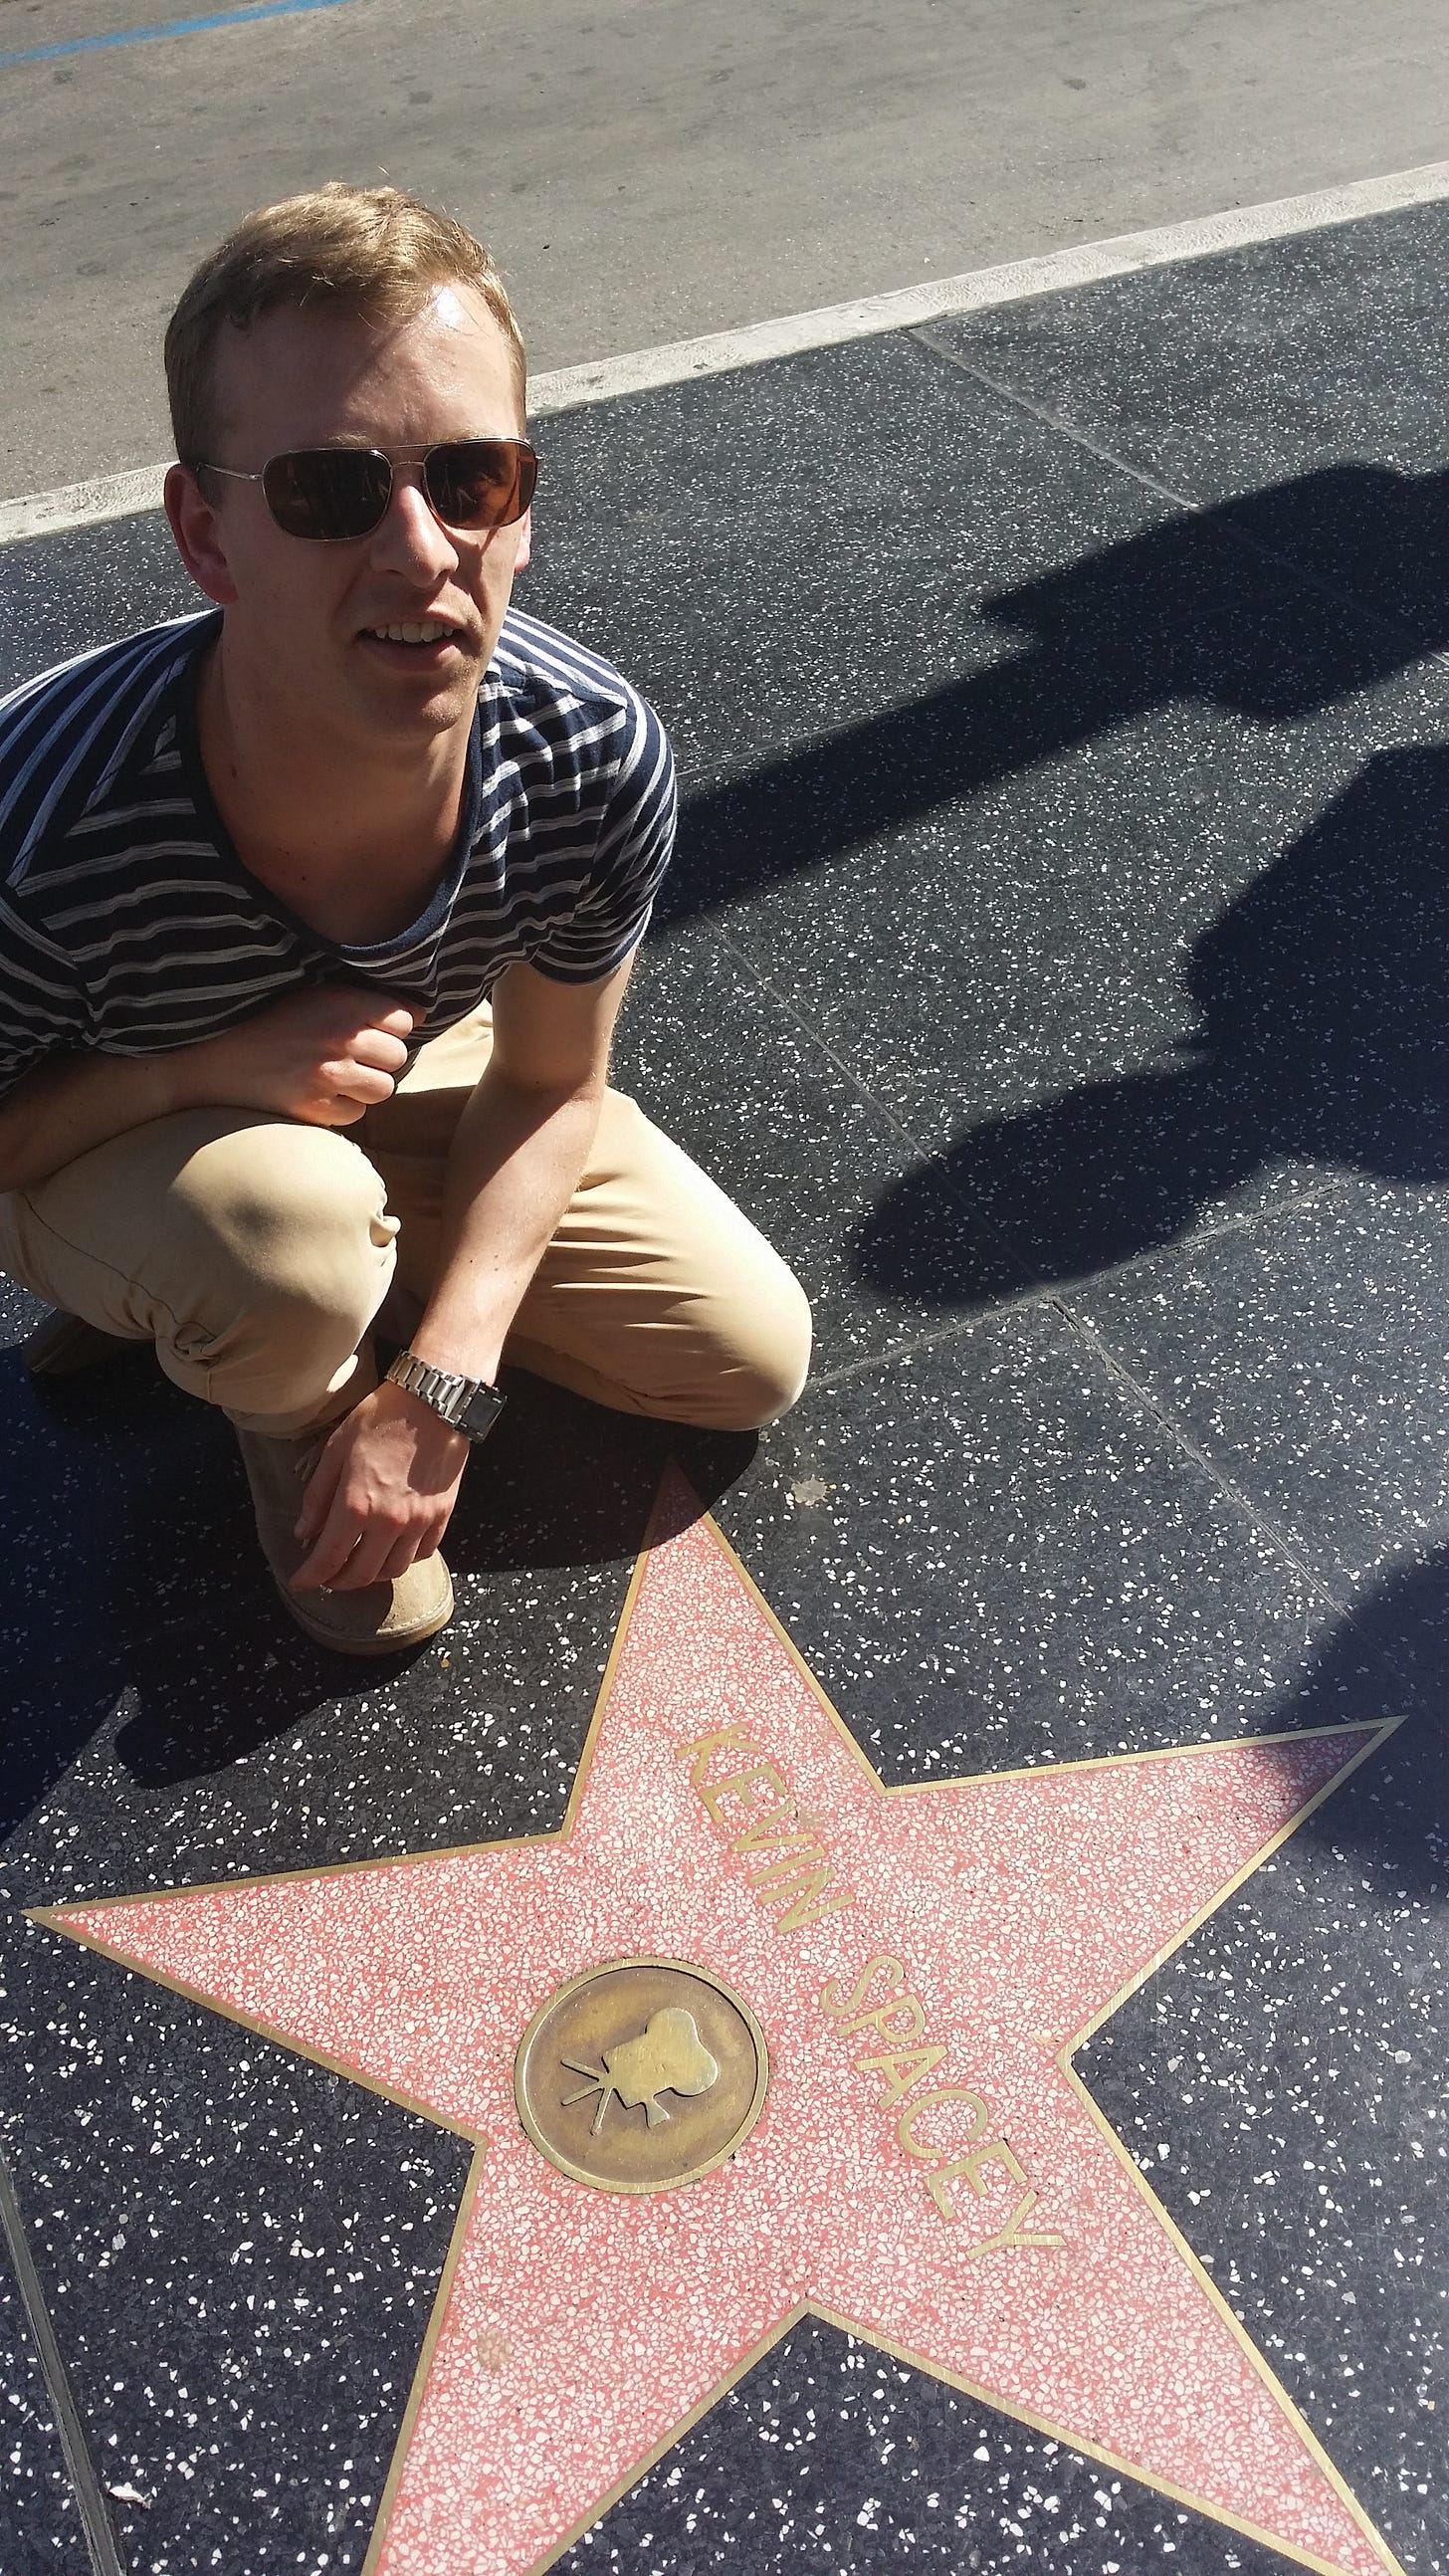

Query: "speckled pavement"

xmin=2 ymin=200 xmax=1445 ymax=2576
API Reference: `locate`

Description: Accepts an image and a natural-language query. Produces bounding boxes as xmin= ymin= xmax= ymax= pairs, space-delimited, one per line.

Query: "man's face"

xmin=188 ymin=283 xmax=530 ymax=751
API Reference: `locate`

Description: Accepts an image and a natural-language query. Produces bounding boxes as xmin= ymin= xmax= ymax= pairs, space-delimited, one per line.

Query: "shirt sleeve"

xmin=528 ymin=692 xmax=677 ymax=984
xmin=0 ymin=889 xmax=88 ymax=1098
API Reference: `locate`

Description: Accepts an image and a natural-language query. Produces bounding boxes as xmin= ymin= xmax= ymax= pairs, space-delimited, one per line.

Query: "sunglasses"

xmin=194 ymin=437 xmax=539 ymax=541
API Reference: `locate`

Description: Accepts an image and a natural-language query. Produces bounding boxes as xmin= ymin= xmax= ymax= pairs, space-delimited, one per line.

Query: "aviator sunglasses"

xmin=192 ymin=436 xmax=539 ymax=541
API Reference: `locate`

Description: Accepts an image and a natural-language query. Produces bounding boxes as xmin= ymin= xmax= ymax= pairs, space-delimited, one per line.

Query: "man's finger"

xmin=292 ymin=1505 xmax=368 ymax=1591
xmin=367 ymin=1531 xmax=430 ymax=1586
xmin=349 ymin=1027 xmax=410 ymax=1073
xmin=330 ymin=1060 xmax=399 ymax=1106
xmin=309 ymin=1519 xmax=414 ymax=1591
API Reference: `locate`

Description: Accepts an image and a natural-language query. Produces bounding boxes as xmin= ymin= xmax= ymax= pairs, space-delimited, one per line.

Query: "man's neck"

xmin=196 ymin=637 xmax=474 ymax=946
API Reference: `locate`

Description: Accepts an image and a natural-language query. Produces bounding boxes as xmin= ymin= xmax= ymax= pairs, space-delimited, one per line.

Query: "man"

xmin=0 ymin=183 xmax=810 ymax=1653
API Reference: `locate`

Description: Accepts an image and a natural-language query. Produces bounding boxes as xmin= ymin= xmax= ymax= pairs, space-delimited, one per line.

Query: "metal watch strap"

xmin=384 ymin=1349 xmax=507 ymax=1441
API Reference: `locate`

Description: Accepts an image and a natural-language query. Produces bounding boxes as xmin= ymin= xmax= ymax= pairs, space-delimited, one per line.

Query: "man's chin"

xmin=349 ymin=653 xmax=481 ymax=740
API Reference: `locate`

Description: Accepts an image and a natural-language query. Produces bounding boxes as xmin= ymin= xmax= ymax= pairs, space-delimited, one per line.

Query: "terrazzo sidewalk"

xmin=2 ymin=197 xmax=1446 ymax=2576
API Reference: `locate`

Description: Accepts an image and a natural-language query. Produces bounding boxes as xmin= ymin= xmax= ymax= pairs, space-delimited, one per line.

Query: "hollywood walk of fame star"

xmin=33 ymin=1470 xmax=1401 ymax=2576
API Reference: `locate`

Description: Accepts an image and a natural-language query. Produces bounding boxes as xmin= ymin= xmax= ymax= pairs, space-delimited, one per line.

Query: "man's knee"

xmin=698 ymin=1263 xmax=813 ymax=1431
xmin=156 ymin=1119 xmax=397 ymax=1411
xmin=171 ymin=1121 xmax=390 ymax=1311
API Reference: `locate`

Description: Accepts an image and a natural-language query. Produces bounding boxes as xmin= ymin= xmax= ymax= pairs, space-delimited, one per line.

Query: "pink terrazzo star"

xmin=38 ymin=1471 xmax=1401 ymax=2576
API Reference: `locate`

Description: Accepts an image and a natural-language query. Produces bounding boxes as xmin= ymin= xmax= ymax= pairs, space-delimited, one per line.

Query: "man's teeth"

xmin=369 ymin=620 xmax=454 ymax=644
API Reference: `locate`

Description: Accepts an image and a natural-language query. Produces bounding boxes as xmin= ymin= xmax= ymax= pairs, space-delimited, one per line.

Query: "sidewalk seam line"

xmin=908 ymin=326 xmax=1431 ymax=653
xmin=1047 ymin=1301 xmax=1352 ymax=1613
xmin=715 ymin=896 xmax=1369 ymax=1601
xmin=707 ymin=918 xmax=1037 ymax=1289
xmin=801 ymin=1167 xmax=1356 ymax=1395
xmin=0 ymin=2147 xmax=128 ymax=2576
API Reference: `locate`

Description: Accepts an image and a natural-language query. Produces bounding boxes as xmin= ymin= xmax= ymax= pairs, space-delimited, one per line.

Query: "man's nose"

xmin=368 ymin=465 xmax=460 ymax=573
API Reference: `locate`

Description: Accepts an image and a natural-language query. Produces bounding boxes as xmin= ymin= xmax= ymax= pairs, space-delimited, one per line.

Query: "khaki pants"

xmin=0 ymin=1008 xmax=812 ymax=1438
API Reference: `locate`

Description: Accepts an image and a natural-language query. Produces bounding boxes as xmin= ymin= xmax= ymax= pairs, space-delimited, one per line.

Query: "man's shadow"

xmin=855 ymin=745 xmax=1449 ymax=1301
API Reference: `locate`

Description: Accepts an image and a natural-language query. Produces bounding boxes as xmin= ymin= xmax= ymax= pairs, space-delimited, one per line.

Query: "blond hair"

xmin=165 ymin=181 xmax=526 ymax=465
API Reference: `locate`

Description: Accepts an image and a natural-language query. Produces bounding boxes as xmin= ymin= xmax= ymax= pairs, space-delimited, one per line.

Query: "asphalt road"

xmin=0 ymin=0 xmax=1445 ymax=499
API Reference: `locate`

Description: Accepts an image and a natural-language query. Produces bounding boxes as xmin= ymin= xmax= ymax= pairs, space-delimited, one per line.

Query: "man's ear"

xmin=513 ymin=504 xmax=532 ymax=573
xmin=163 ymin=462 xmax=240 ymax=606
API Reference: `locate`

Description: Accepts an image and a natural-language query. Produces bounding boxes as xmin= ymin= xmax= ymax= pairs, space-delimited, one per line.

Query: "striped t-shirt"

xmin=0 ymin=603 xmax=677 ymax=1096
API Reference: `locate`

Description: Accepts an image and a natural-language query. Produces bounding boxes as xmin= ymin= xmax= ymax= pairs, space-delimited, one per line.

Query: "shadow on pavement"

xmin=1276 ymin=1544 xmax=1449 ymax=1892
xmin=857 ymin=746 xmax=1449 ymax=1303
xmin=0 ymin=1360 xmax=753 ymax=1827
xmin=665 ymin=460 xmax=1449 ymax=932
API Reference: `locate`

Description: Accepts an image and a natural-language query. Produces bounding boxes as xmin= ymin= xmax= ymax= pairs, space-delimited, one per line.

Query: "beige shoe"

xmin=234 ymin=1423 xmax=455 ymax=1656
xmin=25 ymin=1309 xmax=145 ymax=1377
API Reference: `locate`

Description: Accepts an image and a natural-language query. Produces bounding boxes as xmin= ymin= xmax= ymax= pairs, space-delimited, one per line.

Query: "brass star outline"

xmin=28 ymin=1473 xmax=1410 ymax=2576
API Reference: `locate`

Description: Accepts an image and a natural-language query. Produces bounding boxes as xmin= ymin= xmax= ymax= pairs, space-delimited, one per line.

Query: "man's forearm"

xmin=0 ymin=989 xmax=421 ymax=1193
xmin=0 ymin=1048 xmax=183 ymax=1192
xmin=406 ymin=1062 xmax=606 ymax=1382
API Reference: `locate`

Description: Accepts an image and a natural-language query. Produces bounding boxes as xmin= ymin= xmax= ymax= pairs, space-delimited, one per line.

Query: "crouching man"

xmin=0 ymin=183 xmax=810 ymax=1651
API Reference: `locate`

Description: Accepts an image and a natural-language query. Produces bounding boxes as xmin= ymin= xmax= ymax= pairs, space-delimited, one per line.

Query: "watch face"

xmin=458 ymin=1383 xmax=508 ymax=1440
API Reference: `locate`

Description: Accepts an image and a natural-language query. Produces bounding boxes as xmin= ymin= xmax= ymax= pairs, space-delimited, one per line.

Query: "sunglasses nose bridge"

xmin=371 ymin=458 xmax=461 ymax=555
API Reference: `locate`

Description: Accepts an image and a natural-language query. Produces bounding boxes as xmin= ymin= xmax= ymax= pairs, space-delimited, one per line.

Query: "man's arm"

xmin=0 ymin=987 xmax=420 ymax=1192
xmin=413 ymin=951 xmax=636 ymax=1385
xmin=0 ymin=1049 xmax=182 ymax=1192
xmin=293 ymin=952 xmax=636 ymax=1592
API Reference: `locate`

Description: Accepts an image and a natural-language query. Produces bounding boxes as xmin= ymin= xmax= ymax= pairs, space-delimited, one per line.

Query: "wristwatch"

xmin=385 ymin=1348 xmax=509 ymax=1442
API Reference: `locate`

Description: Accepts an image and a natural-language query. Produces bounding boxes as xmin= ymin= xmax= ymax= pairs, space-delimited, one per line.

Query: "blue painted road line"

xmin=0 ymin=0 xmax=354 ymax=70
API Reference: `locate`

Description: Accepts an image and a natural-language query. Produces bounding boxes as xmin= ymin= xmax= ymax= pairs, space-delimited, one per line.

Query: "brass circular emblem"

xmin=514 ymin=1957 xmax=768 ymax=2194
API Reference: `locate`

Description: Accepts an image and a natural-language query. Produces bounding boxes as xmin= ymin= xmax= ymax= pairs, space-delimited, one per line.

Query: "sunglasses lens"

xmin=424 ymin=440 xmax=537 ymax=530
xmin=262 ymin=449 xmax=392 ymax=539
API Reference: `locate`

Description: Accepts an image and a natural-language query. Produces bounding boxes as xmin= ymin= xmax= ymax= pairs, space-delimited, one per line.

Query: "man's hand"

xmin=0 ymin=984 xmax=423 ymax=1193
xmin=197 ymin=986 xmax=420 ymax=1127
xmin=291 ymin=1382 xmax=469 ymax=1591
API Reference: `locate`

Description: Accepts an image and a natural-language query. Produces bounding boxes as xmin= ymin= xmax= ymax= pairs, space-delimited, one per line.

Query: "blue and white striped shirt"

xmin=0 ymin=604 xmax=676 ymax=1095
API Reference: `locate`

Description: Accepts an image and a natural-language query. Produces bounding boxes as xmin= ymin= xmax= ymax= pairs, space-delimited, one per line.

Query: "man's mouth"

xmin=361 ymin=619 xmax=462 ymax=647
